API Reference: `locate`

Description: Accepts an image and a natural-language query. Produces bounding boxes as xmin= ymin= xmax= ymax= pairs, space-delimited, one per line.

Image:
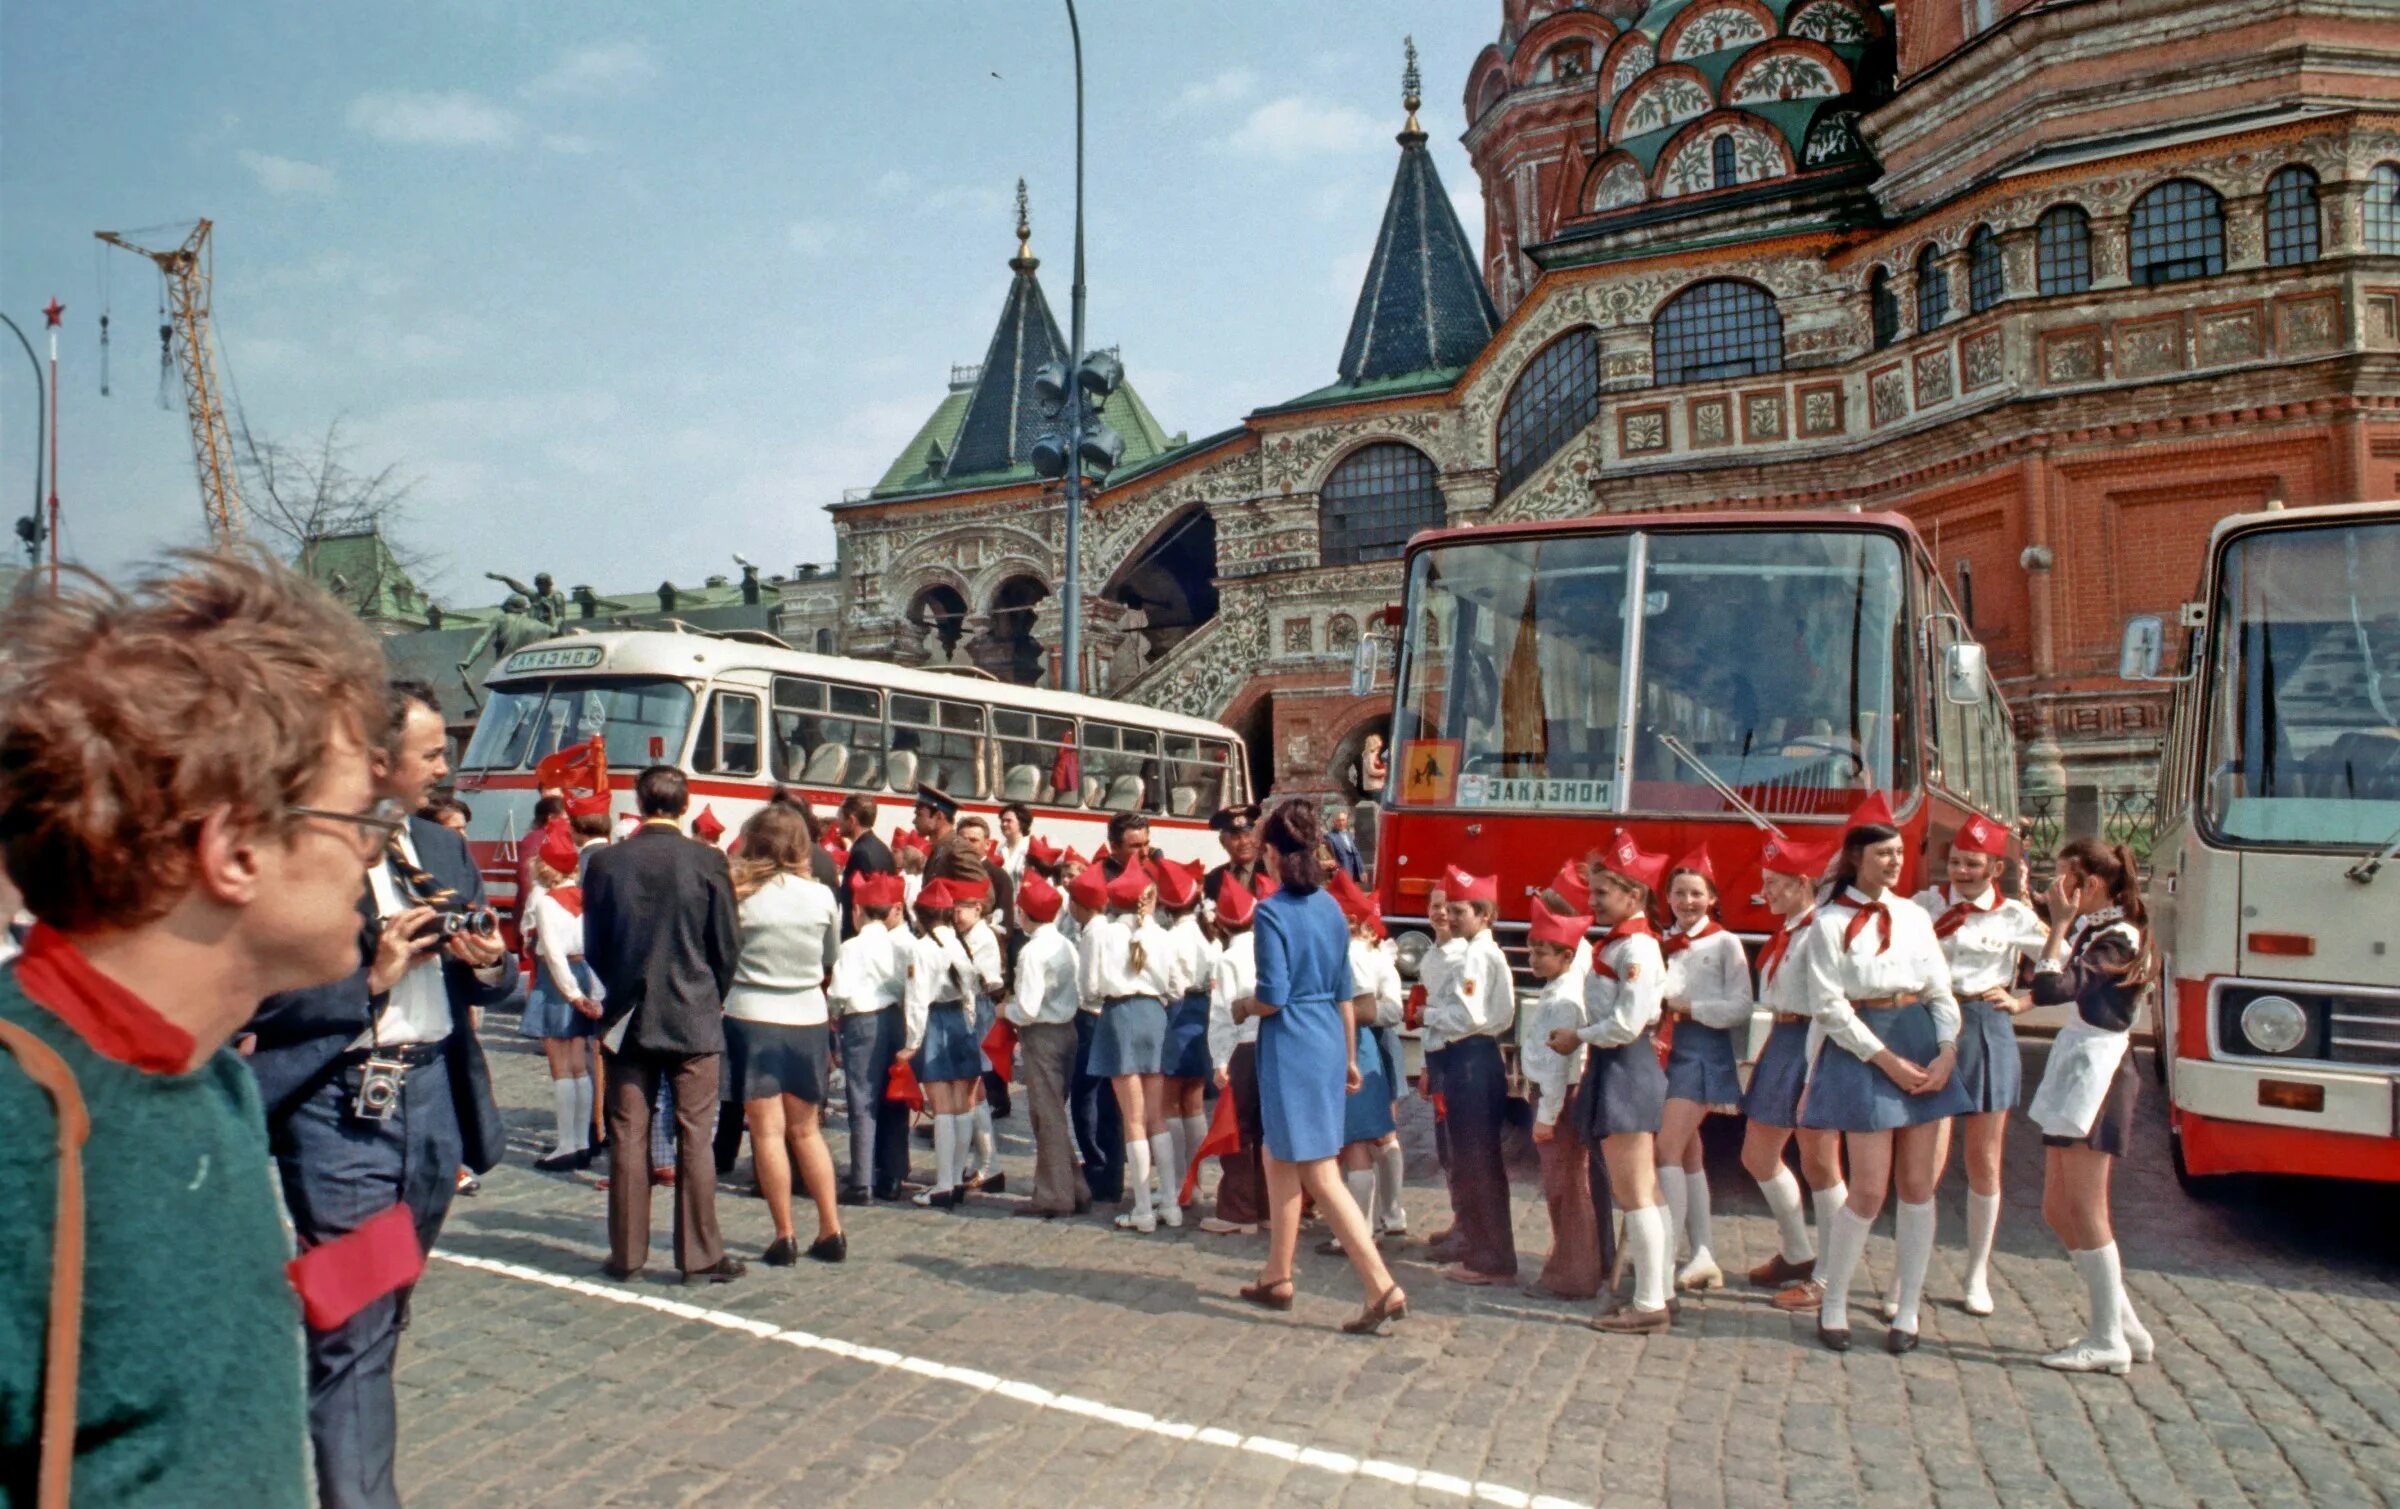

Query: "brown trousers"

xmin=1535 ymin=1110 xmax=1602 ymax=1298
xmin=1213 ymin=1042 xmax=1267 ymax=1227
xmin=1016 ymin=1020 xmax=1089 ymax=1214
xmin=602 ymin=1047 xmax=724 ymax=1274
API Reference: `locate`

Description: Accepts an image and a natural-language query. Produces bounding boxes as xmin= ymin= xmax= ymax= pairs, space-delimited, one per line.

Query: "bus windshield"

xmin=459 ymin=677 xmax=698 ymax=771
xmin=1391 ymin=528 xmax=1914 ymax=815
xmin=2204 ymin=519 xmax=2400 ymax=846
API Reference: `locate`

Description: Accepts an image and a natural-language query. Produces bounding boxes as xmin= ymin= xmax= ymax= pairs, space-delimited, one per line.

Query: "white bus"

xmin=2119 ymin=500 xmax=2400 ymax=1191
xmin=451 ymin=624 xmax=1249 ymax=917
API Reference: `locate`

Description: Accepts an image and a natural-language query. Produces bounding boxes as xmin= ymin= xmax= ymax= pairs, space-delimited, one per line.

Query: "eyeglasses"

xmin=289 ymin=798 xmax=411 ymax=850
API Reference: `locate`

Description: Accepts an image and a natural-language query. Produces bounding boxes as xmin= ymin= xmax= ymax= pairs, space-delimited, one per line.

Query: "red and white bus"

xmin=2121 ymin=500 xmax=2400 ymax=1189
xmin=451 ymin=625 xmax=1249 ymax=923
xmin=1361 ymin=509 xmax=2018 ymax=992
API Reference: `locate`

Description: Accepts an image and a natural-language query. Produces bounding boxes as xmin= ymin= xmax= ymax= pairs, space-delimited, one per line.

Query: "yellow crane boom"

xmin=95 ymin=219 xmax=245 ymax=546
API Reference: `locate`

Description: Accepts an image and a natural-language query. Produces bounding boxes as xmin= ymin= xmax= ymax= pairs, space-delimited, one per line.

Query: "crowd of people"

xmin=0 ymin=553 xmax=2159 ymax=1509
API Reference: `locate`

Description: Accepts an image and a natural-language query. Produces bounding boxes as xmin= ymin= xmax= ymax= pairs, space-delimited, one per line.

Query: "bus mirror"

xmin=2118 ymin=615 xmax=2165 ymax=681
xmin=1350 ymin=625 xmax=1397 ymax=698
xmin=1941 ymin=642 xmax=1988 ymax=705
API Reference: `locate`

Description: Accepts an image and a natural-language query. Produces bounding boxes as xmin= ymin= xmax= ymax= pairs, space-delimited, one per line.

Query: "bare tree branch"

xmin=240 ymin=416 xmax=433 ymax=575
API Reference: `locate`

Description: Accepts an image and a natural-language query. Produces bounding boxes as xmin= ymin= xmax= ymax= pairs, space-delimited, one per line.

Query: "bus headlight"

xmin=2238 ymin=994 xmax=2308 ymax=1055
xmin=1394 ymin=930 xmax=1432 ymax=981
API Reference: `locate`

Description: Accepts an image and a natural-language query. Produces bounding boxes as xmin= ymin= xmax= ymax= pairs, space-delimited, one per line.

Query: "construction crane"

xmin=95 ymin=219 xmax=245 ymax=545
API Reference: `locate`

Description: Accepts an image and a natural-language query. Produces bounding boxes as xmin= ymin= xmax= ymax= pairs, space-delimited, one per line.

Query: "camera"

xmin=353 ymin=1056 xmax=407 ymax=1121
xmin=434 ymin=906 xmax=499 ymax=940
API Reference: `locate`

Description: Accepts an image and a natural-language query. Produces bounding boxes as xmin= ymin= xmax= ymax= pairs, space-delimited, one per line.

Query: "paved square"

xmin=398 ymin=1027 xmax=2400 ymax=1507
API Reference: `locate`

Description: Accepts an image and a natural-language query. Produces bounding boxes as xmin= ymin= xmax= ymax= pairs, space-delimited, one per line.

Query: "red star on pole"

xmin=43 ymin=299 xmax=64 ymax=327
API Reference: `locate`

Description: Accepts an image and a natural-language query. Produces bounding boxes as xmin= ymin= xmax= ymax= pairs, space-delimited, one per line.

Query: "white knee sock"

xmin=1817 ymin=1206 xmax=1872 ymax=1330
xmin=2081 ymin=1243 xmax=2128 ymax=1352
xmin=1161 ymin=1119 xmax=1186 ymax=1194
xmin=1125 ymin=1135 xmax=1155 ymax=1216
xmin=1891 ymin=1199 xmax=1936 ymax=1333
xmin=972 ymin=1102 xmax=996 ymax=1175
xmin=551 ymin=1077 xmax=580 ymax=1151
xmin=932 ymin=1113 xmax=962 ymax=1192
xmin=1626 ymin=1204 xmax=1672 ymax=1311
xmin=1147 ymin=1133 xmax=1180 ymax=1223
xmin=1685 ymin=1169 xmax=1714 ymax=1264
xmin=1177 ymin=1115 xmax=1208 ymax=1192
xmin=569 ymin=1076 xmax=594 ymax=1152
xmin=1657 ymin=1167 xmax=1688 ymax=1262
xmin=1963 ymin=1189 xmax=2001 ymax=1307
xmin=1344 ymin=1166 xmax=1376 ymax=1234
xmin=1373 ymin=1140 xmax=1407 ymax=1231
xmin=1812 ymin=1180 xmax=1849 ymax=1249
xmin=1759 ymin=1168 xmax=1812 ymax=1263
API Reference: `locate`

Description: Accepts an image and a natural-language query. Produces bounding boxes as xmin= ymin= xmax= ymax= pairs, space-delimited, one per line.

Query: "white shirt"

xmin=1208 ymin=931 xmax=1259 ymax=1068
xmin=357 ymin=828 xmax=468 ymax=1048
xmin=1579 ymin=929 xmax=1665 ymax=1049
xmin=960 ymin=919 xmax=1005 ymax=1001
xmin=1663 ymin=922 xmax=1755 ymax=1031
xmin=1423 ymin=930 xmax=1515 ymax=1050
xmin=902 ymin=927 xmax=974 ymax=1050
xmin=530 ymin=891 xmax=599 ymax=1007
xmin=1523 ymin=942 xmax=1592 ymax=1124
xmin=1164 ymin=913 xmax=1217 ymax=1001
xmin=1799 ymin=886 xmax=1961 ymax=1062
xmin=829 ymin=918 xmax=908 ymax=1017
xmin=1083 ymin=913 xmax=1177 ymax=1002
xmin=1758 ymin=911 xmax=1819 ymax=1018
xmin=1005 ymin=922 xmax=1081 ymax=1028
xmin=1912 ymin=884 xmax=2046 ymax=997
xmin=724 ymin=872 xmax=841 ymax=1026
xmin=1347 ymin=938 xmax=1405 ymax=1028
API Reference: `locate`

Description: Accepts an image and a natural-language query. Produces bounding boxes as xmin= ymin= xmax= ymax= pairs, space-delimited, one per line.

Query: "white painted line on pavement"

xmin=431 ymin=1249 xmax=1586 ymax=1508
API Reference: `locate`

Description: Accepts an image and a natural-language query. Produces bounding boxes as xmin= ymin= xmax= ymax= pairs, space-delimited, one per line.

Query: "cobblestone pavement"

xmin=396 ymin=1022 xmax=2400 ymax=1508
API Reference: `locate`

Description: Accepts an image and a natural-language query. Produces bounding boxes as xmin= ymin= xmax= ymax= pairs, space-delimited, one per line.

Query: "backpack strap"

xmin=0 ymin=1017 xmax=89 ymax=1509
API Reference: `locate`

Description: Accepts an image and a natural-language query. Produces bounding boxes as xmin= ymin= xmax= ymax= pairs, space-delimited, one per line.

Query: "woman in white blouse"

xmin=725 ymin=804 xmax=847 ymax=1265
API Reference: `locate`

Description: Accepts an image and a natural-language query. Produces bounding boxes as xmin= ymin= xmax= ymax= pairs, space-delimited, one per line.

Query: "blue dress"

xmin=1252 ymin=887 xmax=1355 ymax=1163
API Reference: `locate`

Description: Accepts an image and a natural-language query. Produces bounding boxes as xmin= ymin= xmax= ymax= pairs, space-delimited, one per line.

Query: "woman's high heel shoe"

xmin=1342 ymin=1286 xmax=1408 ymax=1335
xmin=1239 ymin=1278 xmax=1295 ymax=1312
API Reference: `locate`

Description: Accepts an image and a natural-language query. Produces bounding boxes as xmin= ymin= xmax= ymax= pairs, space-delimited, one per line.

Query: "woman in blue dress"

xmin=1237 ymin=801 xmax=1407 ymax=1334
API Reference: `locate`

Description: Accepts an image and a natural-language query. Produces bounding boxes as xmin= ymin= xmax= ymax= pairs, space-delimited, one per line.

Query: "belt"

xmin=1773 ymin=1012 xmax=1808 ymax=1026
xmin=1103 ymin=994 xmax=1153 ymax=1007
xmin=1850 ymin=996 xmax=1903 ymax=1010
xmin=345 ymin=1041 xmax=445 ymax=1068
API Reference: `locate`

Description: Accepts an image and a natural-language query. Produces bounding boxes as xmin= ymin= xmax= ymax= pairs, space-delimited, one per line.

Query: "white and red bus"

xmin=2121 ymin=500 xmax=2400 ymax=1190
xmin=1361 ymin=509 xmax=2018 ymax=998
xmin=451 ymin=625 xmax=1249 ymax=923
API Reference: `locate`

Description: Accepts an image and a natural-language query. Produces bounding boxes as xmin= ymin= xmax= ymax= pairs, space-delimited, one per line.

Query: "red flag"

xmin=536 ymin=734 xmax=608 ymax=799
xmin=982 ymin=1018 xmax=1019 ymax=1083
xmin=885 ymin=1057 xmax=925 ymax=1111
xmin=286 ymin=1202 xmax=424 ymax=1332
xmin=1655 ymin=1016 xmax=1676 ymax=1067
xmin=1179 ymin=1089 xmax=1244 ymax=1206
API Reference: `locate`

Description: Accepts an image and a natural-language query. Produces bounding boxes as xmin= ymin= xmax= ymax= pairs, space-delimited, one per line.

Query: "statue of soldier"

xmin=487 ymin=570 xmax=567 ymax=628
xmin=458 ymin=593 xmax=551 ymax=691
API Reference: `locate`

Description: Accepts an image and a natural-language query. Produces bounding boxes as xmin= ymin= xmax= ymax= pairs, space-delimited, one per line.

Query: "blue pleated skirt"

xmin=1573 ymin=1030 xmax=1667 ymax=1140
xmin=1952 ymin=998 xmax=2022 ymax=1113
xmin=519 ymin=960 xmax=598 ymax=1040
xmin=919 ymin=1000 xmax=983 ymax=1084
xmin=1341 ymin=1022 xmax=1396 ymax=1144
xmin=1165 ymin=990 xmax=1213 ymax=1079
xmin=1741 ymin=1019 xmax=1810 ymax=1127
xmin=1086 ymin=995 xmax=1167 ymax=1079
xmin=1799 ymin=1003 xmax=1975 ymax=1132
xmin=1664 ymin=1021 xmax=1744 ymax=1108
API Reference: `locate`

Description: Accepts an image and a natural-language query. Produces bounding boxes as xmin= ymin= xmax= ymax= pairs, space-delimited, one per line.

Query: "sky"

xmin=0 ymin=1 xmax=1498 ymax=605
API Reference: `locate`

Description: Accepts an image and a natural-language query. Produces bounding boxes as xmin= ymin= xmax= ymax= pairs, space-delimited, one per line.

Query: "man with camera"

xmin=248 ymin=678 xmax=513 ymax=1509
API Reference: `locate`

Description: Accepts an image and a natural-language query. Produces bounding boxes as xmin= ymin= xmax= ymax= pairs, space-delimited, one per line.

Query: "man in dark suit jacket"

xmin=249 ymin=680 xmax=514 ymax=1509
xmin=582 ymin=764 xmax=743 ymax=1283
xmin=835 ymin=792 xmax=895 ymax=940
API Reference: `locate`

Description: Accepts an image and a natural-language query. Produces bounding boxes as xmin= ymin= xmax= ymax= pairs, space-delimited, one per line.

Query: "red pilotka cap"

xmin=1846 ymin=789 xmax=1898 ymax=832
xmin=1597 ymin=828 xmax=1668 ymax=895
xmin=853 ymin=871 xmax=906 ymax=910
xmin=915 ymin=878 xmax=958 ymax=911
xmin=1213 ymin=873 xmax=1257 ymax=927
xmin=1155 ymin=859 xmax=1201 ymax=910
xmin=1526 ymin=894 xmax=1593 ymax=950
xmin=536 ymin=820 xmax=579 ymax=877
xmin=1104 ymin=866 xmax=1153 ymax=909
xmin=1440 ymin=865 xmax=1497 ymax=905
xmin=1953 ymin=813 xmax=2009 ymax=857
xmin=1066 ymin=864 xmax=1109 ymax=912
xmin=1666 ymin=841 xmax=1718 ymax=890
xmin=1017 ymin=871 xmax=1063 ymax=925
xmin=1758 ymin=830 xmax=1840 ymax=880
xmin=692 ymin=806 xmax=726 ymax=842
xmin=564 ymin=789 xmax=611 ymax=819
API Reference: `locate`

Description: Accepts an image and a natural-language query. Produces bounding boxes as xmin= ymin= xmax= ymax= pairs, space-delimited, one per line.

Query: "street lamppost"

xmin=1029 ymin=0 xmax=1124 ymax=694
xmin=0 ymin=312 xmax=46 ymax=567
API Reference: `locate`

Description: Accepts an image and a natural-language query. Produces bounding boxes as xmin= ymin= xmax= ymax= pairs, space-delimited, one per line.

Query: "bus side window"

xmin=695 ymin=690 xmax=761 ymax=777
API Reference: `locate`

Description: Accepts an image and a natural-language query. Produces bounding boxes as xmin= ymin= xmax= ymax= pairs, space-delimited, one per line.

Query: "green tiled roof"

xmin=875 ymin=387 xmax=974 ymax=494
xmin=298 ymin=529 xmax=431 ymax=624
xmin=1252 ymin=366 xmax=1465 ymax=418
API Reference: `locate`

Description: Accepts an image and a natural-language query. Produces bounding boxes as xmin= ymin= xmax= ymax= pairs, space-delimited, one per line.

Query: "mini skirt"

xmin=2039 ymin=1059 xmax=2138 ymax=1156
xmin=918 ymin=1000 xmax=984 ymax=1084
xmin=1574 ymin=1029 xmax=1668 ymax=1140
xmin=1085 ymin=995 xmax=1167 ymax=1079
xmin=519 ymin=960 xmax=599 ymax=1040
xmin=1799 ymin=1003 xmax=1975 ymax=1132
xmin=1952 ymin=997 xmax=2023 ymax=1114
xmin=1165 ymin=990 xmax=1214 ymax=1080
xmin=726 ymin=1017 xmax=832 ymax=1104
xmin=1664 ymin=1020 xmax=1744 ymax=1108
xmin=1741 ymin=1019 xmax=1810 ymax=1127
xmin=1341 ymin=1022 xmax=1397 ymax=1144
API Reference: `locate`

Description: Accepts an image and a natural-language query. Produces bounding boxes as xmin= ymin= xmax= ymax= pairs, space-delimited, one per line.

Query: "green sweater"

xmin=0 ymin=971 xmax=309 ymax=1508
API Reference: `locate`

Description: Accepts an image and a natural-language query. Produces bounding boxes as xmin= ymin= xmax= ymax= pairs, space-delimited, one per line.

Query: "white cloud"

xmin=540 ymin=133 xmax=599 ymax=155
xmin=237 ymin=149 xmax=337 ymax=196
xmin=347 ymin=90 xmax=522 ymax=147
xmin=785 ymin=220 xmax=844 ymax=256
xmin=1227 ymin=97 xmax=1381 ymax=161
xmin=1172 ymin=68 xmax=1256 ymax=113
xmin=523 ymin=41 xmax=656 ymax=99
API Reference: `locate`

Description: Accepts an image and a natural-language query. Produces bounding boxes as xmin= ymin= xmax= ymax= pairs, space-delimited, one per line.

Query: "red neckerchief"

xmin=11 ymin=922 xmax=195 ymax=1073
xmin=545 ymin=885 xmax=584 ymax=918
xmin=1757 ymin=909 xmax=1815 ymax=984
xmin=1839 ymin=887 xmax=1893 ymax=955
xmin=1662 ymin=917 xmax=1720 ymax=957
xmin=1590 ymin=915 xmax=1656 ymax=983
xmin=1933 ymin=885 xmax=1998 ymax=941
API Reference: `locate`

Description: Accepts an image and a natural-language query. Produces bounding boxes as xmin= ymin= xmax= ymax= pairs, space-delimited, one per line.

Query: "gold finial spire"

xmin=1402 ymin=35 xmax=1422 ymax=134
xmin=1014 ymin=177 xmax=1031 ymax=259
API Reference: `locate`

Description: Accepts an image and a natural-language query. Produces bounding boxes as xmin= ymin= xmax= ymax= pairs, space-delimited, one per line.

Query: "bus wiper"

xmin=1654 ymin=730 xmax=1787 ymax=838
xmin=2348 ymin=819 xmax=2400 ymax=885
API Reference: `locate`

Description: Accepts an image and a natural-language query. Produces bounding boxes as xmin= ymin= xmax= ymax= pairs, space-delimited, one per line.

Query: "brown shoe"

xmin=1772 ymin=1278 xmax=1826 ymax=1313
xmin=1590 ymin=1304 xmax=1673 ymax=1334
xmin=1748 ymin=1253 xmax=1816 ymax=1288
